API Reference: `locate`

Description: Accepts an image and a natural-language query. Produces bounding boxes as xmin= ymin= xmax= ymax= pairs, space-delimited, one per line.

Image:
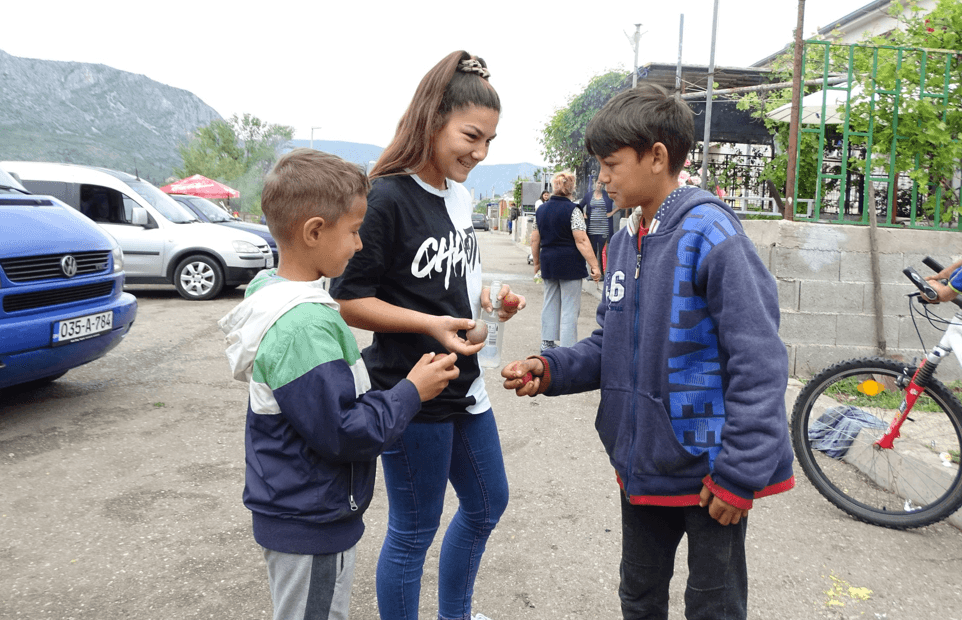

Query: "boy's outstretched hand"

xmin=699 ymin=485 xmax=750 ymax=526
xmin=407 ymin=352 xmax=460 ymax=402
xmin=501 ymin=358 xmax=547 ymax=397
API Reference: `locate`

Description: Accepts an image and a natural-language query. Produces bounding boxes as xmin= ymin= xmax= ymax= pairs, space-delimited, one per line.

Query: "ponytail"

xmin=371 ymin=51 xmax=501 ymax=180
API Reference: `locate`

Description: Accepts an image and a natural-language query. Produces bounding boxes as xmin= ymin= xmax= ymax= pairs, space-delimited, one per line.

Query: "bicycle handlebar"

xmin=903 ymin=257 xmax=962 ymax=309
xmin=903 ymin=266 xmax=940 ymax=300
xmin=922 ymin=256 xmax=944 ymax=273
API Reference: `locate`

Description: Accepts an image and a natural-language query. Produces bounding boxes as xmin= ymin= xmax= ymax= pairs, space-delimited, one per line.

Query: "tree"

xmin=845 ymin=0 xmax=962 ymax=218
xmin=540 ymin=71 xmax=630 ymax=174
xmin=175 ymin=113 xmax=294 ymax=213
xmin=513 ymin=177 xmax=528 ymax=210
xmin=174 ymin=119 xmax=245 ymax=181
xmin=735 ymin=47 xmax=829 ymax=209
xmin=231 ymin=113 xmax=295 ymax=174
xmin=736 ymin=0 xmax=961 ymax=219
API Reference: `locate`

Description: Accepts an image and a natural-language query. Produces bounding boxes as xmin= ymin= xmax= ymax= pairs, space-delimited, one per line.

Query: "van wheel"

xmin=174 ymin=255 xmax=224 ymax=300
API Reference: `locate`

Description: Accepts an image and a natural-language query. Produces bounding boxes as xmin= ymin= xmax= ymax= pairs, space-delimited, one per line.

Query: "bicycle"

xmin=791 ymin=257 xmax=962 ymax=529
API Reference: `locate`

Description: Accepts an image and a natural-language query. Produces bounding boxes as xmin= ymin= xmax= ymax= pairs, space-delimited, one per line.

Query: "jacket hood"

xmin=627 ymin=186 xmax=735 ymax=236
xmin=218 ymin=275 xmax=338 ymax=382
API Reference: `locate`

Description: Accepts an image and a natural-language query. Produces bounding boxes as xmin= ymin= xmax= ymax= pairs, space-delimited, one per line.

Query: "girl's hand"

xmin=481 ymin=284 xmax=526 ymax=321
xmin=429 ymin=316 xmax=486 ymax=357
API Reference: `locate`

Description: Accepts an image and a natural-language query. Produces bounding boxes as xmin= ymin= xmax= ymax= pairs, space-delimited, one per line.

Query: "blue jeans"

xmin=541 ymin=278 xmax=583 ymax=347
xmin=376 ymin=410 xmax=509 ymax=620
xmin=589 ymin=233 xmax=607 ymax=270
xmin=619 ymin=495 xmax=748 ymax=620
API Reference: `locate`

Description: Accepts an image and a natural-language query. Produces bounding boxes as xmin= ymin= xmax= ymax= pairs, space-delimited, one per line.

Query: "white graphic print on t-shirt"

xmin=411 ymin=225 xmax=479 ymax=290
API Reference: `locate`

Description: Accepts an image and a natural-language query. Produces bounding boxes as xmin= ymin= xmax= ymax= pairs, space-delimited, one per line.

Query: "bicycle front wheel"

xmin=791 ymin=357 xmax=962 ymax=529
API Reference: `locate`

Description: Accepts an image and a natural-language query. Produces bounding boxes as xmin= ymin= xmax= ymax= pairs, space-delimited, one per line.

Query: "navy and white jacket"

xmin=540 ymin=187 xmax=794 ymax=509
xmin=219 ymin=271 xmax=421 ymax=555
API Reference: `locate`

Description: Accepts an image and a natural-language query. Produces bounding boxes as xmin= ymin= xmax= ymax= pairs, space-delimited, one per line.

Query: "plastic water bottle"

xmin=477 ymin=280 xmax=504 ymax=369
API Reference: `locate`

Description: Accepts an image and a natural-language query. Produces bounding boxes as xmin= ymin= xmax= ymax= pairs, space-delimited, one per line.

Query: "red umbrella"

xmin=159 ymin=174 xmax=240 ymax=199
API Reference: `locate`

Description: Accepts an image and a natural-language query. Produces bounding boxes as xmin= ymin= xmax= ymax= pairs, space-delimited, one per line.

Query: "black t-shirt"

xmin=330 ymin=174 xmax=489 ymax=421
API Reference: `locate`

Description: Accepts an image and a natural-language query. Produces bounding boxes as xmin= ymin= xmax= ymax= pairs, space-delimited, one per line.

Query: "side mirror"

xmin=132 ymin=206 xmax=150 ymax=227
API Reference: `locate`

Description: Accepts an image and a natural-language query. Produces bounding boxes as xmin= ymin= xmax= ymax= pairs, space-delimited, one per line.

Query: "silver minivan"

xmin=3 ymin=162 xmax=273 ymax=300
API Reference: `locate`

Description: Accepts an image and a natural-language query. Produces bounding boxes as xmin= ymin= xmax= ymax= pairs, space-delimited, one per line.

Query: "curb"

xmin=785 ymin=381 xmax=962 ymax=531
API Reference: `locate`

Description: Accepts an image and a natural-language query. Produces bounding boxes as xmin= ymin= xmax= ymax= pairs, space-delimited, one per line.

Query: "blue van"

xmin=0 ymin=167 xmax=137 ymax=390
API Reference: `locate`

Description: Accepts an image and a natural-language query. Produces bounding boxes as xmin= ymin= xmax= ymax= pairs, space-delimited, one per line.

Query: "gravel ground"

xmin=1 ymin=230 xmax=960 ymax=619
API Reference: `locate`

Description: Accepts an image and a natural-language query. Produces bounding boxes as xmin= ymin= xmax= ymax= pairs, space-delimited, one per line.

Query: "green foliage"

xmin=842 ymin=0 xmax=962 ymax=218
xmin=231 ymin=113 xmax=295 ymax=175
xmin=175 ymin=113 xmax=294 ymax=213
xmin=531 ymin=167 xmax=550 ymax=185
xmin=175 ymin=119 xmax=245 ymax=181
xmin=513 ymin=177 xmax=527 ymax=210
xmin=734 ymin=46 xmax=828 ymax=208
xmin=736 ymin=0 xmax=962 ymax=219
xmin=539 ymin=71 xmax=629 ymax=172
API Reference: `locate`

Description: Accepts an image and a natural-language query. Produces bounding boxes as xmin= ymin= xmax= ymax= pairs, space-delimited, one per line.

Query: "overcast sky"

xmin=4 ymin=0 xmax=877 ymax=167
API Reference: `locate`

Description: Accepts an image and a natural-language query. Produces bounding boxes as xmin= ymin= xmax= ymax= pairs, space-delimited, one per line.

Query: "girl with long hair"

xmin=331 ymin=51 xmax=524 ymax=620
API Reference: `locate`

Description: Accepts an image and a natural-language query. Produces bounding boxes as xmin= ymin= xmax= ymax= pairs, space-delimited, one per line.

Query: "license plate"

xmin=266 ymin=253 xmax=274 ymax=268
xmin=52 ymin=310 xmax=113 ymax=346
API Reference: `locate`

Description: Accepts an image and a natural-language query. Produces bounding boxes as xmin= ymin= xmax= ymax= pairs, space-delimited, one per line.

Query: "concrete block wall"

xmin=742 ymin=219 xmax=962 ymax=380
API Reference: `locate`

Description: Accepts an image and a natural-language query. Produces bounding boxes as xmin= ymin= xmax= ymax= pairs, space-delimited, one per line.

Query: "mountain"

xmin=286 ymin=139 xmax=383 ymax=167
xmin=0 ymin=49 xmax=221 ymax=184
xmin=0 ymin=49 xmax=540 ymax=196
xmin=286 ymin=139 xmax=540 ymax=200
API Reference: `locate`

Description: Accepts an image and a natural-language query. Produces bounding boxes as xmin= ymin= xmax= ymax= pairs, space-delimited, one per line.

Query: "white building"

xmin=751 ymin=0 xmax=937 ymax=68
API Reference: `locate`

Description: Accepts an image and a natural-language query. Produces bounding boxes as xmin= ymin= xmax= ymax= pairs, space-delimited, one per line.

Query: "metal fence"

xmin=792 ymin=40 xmax=961 ymax=230
xmin=687 ymin=146 xmax=781 ymax=218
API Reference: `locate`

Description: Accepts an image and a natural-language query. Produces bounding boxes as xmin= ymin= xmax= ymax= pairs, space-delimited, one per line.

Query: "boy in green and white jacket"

xmin=219 ymin=148 xmax=459 ymax=620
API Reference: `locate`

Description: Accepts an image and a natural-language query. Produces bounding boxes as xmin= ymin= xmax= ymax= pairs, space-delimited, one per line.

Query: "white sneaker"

xmin=471 ymin=614 xmax=493 ymax=620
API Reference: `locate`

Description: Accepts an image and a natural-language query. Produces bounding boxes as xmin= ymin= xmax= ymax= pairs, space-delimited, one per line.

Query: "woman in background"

xmin=530 ymin=171 xmax=600 ymax=351
xmin=580 ymin=178 xmax=614 ymax=274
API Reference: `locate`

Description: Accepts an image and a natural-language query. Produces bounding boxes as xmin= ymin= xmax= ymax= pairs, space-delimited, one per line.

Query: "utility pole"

xmin=676 ymin=15 xmax=684 ymax=92
xmin=784 ymin=0 xmax=805 ymax=222
xmin=625 ymin=24 xmax=645 ymax=88
xmin=310 ymin=126 xmax=323 ymax=151
xmin=699 ymin=0 xmax=719 ymax=191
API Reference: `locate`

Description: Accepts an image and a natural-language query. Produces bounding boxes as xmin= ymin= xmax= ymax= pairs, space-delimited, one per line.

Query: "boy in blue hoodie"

xmin=502 ymin=85 xmax=794 ymax=619
xmin=219 ymin=148 xmax=459 ymax=620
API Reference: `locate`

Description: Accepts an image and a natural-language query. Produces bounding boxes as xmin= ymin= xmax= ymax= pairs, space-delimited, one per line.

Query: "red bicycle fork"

xmin=875 ymin=362 xmax=929 ymax=450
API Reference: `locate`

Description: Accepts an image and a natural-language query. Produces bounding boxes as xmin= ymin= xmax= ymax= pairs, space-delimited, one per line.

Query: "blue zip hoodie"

xmin=540 ymin=187 xmax=794 ymax=509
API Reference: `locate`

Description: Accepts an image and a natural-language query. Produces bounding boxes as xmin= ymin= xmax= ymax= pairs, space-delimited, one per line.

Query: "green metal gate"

xmin=791 ymin=40 xmax=959 ymax=229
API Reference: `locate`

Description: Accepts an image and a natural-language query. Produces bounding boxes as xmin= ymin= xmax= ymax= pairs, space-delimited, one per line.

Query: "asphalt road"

xmin=2 ymin=230 xmax=961 ymax=620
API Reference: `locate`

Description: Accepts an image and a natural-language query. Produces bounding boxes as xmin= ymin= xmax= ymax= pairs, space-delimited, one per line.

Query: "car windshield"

xmin=182 ymin=196 xmax=234 ymax=222
xmin=126 ymin=179 xmax=200 ymax=223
